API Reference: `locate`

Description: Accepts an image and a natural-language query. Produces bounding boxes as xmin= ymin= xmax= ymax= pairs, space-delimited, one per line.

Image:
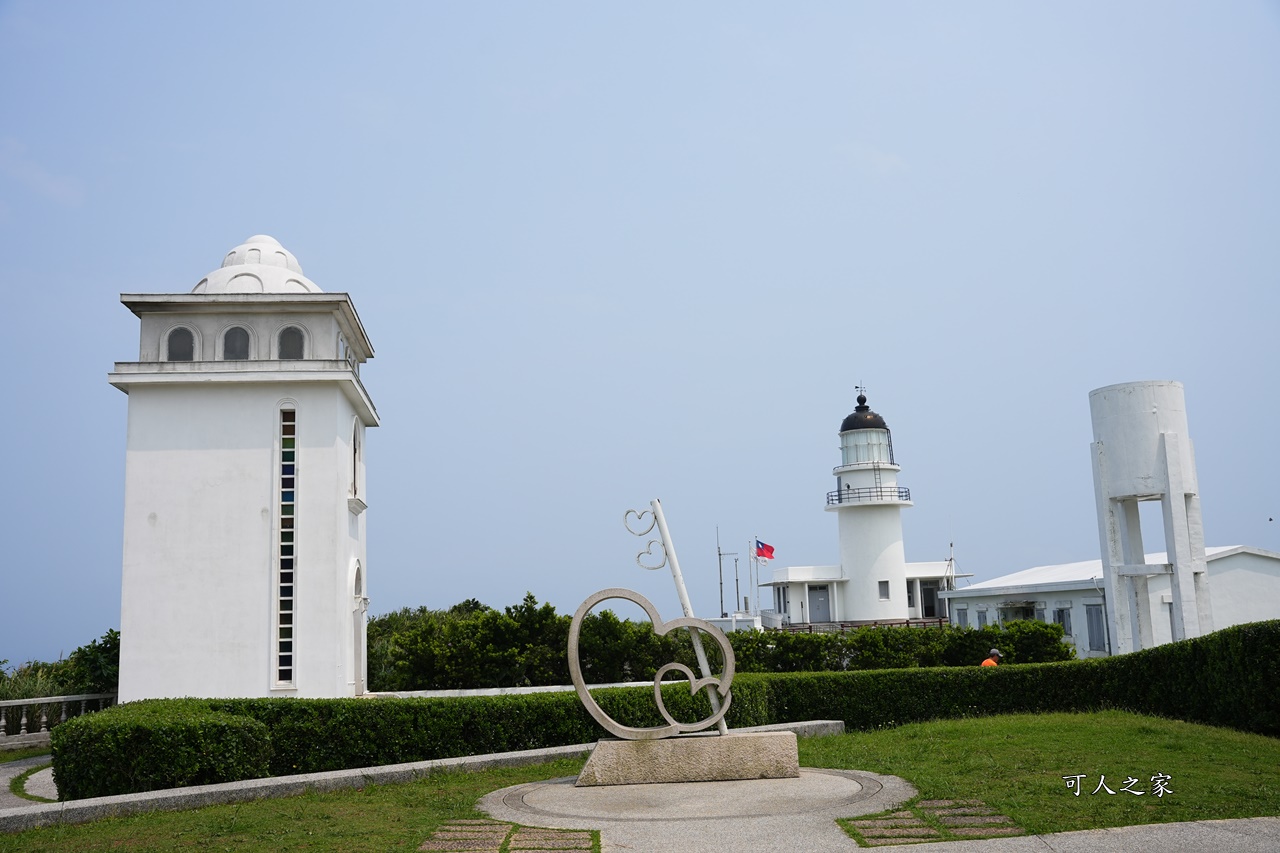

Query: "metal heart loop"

xmin=568 ymin=588 xmax=734 ymax=740
xmin=636 ymin=539 xmax=667 ymax=571
xmin=623 ymin=509 xmax=657 ymax=537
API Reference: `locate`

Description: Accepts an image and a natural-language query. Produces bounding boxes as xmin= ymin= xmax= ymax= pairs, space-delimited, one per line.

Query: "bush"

xmin=50 ymin=621 xmax=1280 ymax=797
xmin=51 ymin=700 xmax=271 ymax=800
xmin=729 ymin=620 xmax=1073 ymax=673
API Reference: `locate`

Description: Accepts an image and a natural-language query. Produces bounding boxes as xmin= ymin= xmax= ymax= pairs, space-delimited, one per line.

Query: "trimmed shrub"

xmin=729 ymin=620 xmax=1073 ymax=673
xmin=51 ymin=621 xmax=1279 ymax=797
xmin=51 ymin=700 xmax=270 ymax=800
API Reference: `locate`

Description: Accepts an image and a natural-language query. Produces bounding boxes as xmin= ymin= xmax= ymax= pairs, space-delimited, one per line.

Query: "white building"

xmin=761 ymin=394 xmax=963 ymax=628
xmin=109 ymin=235 xmax=378 ymax=701
xmin=938 ymin=546 xmax=1280 ymax=657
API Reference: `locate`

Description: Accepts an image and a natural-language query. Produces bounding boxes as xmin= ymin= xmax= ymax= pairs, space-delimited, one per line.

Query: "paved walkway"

xmin=477 ymin=771 xmax=1280 ymax=853
xmin=0 ymin=755 xmax=51 ymax=811
xmin=5 ymin=746 xmax=1279 ymax=851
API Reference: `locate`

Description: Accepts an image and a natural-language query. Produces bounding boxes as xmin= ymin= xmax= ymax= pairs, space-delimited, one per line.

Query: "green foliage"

xmin=729 ymin=620 xmax=1072 ymax=673
xmin=50 ymin=700 xmax=271 ymax=800
xmin=0 ymin=628 xmax=121 ymax=702
xmin=366 ymin=594 xmax=695 ymax=691
xmin=366 ymin=597 xmax=1073 ymax=692
xmin=759 ymin=620 xmax=1280 ymax=738
xmin=48 ymin=621 xmax=1279 ymax=798
xmin=62 ymin=629 xmax=121 ymax=694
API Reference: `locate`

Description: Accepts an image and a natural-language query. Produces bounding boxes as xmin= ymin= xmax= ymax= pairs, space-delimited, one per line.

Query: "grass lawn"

xmin=0 ymin=757 xmax=591 ymax=853
xmin=801 ymin=709 xmax=1280 ymax=835
xmin=2 ymin=710 xmax=1277 ymax=850
xmin=0 ymin=748 xmax=52 ymax=764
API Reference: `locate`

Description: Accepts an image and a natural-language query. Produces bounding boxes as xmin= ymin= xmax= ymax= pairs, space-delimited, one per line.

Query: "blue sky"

xmin=2 ymin=3 xmax=1277 ymax=667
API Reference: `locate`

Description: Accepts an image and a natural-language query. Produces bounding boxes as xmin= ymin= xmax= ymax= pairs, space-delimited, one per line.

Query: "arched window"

xmin=223 ymin=327 xmax=250 ymax=360
xmin=279 ymin=326 xmax=304 ymax=360
xmin=167 ymin=328 xmax=194 ymax=361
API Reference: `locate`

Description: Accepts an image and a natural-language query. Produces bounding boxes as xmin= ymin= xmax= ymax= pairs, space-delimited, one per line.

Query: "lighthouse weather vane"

xmin=567 ymin=498 xmax=734 ymax=739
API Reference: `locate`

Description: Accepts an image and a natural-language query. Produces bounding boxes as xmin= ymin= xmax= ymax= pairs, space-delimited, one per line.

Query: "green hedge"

xmin=50 ymin=620 xmax=1280 ymax=798
xmin=51 ymin=700 xmax=271 ymax=801
xmin=731 ymin=619 xmax=1072 ymax=672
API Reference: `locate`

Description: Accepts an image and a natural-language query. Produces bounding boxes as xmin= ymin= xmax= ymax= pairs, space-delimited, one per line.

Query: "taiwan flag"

xmin=755 ymin=540 xmax=775 ymax=561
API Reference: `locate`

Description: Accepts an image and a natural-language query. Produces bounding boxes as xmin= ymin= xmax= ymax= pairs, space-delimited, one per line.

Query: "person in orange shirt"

xmin=981 ymin=648 xmax=1002 ymax=666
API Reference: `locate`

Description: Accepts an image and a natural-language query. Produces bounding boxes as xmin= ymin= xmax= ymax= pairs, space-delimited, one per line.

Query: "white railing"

xmin=0 ymin=693 xmax=117 ymax=739
xmin=759 ymin=609 xmax=788 ymax=629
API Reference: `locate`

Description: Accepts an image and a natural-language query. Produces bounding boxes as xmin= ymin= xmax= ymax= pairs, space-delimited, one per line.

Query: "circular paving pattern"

xmin=480 ymin=769 xmax=908 ymax=827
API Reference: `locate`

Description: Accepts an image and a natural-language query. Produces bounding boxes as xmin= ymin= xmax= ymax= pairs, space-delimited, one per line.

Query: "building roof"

xmin=939 ymin=546 xmax=1279 ymax=599
xmin=762 ymin=560 xmax=968 ymax=586
xmin=840 ymin=393 xmax=889 ymax=432
xmin=192 ymin=235 xmax=323 ymax=294
xmin=906 ymin=561 xmax=971 ymax=580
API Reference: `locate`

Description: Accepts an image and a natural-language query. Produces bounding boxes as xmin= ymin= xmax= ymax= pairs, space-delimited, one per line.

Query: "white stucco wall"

xmin=118 ymin=381 xmax=369 ymax=701
xmin=835 ymin=503 xmax=909 ymax=621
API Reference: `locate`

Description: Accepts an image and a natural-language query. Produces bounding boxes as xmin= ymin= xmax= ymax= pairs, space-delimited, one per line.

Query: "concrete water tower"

xmin=1089 ymin=380 xmax=1212 ymax=654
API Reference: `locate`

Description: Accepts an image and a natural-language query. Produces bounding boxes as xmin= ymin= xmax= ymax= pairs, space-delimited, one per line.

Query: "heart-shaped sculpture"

xmin=568 ymin=588 xmax=734 ymax=740
xmin=623 ymin=509 xmax=657 ymax=537
xmin=635 ymin=539 xmax=667 ymax=571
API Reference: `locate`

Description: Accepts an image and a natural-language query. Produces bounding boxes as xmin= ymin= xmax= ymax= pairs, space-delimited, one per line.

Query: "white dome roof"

xmin=192 ymin=235 xmax=323 ymax=294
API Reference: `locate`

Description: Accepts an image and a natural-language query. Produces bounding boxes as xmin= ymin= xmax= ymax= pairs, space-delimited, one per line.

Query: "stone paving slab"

xmin=952 ymin=826 xmax=1026 ymax=836
xmin=418 ymin=822 xmax=595 ymax=853
xmin=859 ymin=827 xmax=942 ymax=837
xmin=937 ymin=814 xmax=1017 ymax=825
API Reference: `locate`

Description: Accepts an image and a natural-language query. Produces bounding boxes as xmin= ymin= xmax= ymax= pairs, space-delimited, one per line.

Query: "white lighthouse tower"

xmin=826 ymin=392 xmax=913 ymax=622
xmin=109 ymin=235 xmax=378 ymax=701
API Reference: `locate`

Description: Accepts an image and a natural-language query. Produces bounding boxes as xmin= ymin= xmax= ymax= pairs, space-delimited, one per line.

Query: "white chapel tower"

xmin=109 ymin=235 xmax=378 ymax=701
xmin=827 ymin=392 xmax=912 ymax=621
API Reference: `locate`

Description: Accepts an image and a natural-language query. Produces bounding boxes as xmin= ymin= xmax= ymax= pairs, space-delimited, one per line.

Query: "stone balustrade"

xmin=0 ymin=693 xmax=116 ymax=743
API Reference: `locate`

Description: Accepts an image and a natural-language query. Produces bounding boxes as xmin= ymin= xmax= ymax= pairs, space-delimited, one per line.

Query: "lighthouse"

xmin=762 ymin=392 xmax=954 ymax=627
xmin=826 ymin=392 xmax=913 ymax=621
xmin=109 ymin=235 xmax=378 ymax=701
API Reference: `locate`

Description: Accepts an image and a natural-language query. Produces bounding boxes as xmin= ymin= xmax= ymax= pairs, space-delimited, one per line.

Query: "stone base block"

xmin=575 ymin=730 xmax=799 ymax=787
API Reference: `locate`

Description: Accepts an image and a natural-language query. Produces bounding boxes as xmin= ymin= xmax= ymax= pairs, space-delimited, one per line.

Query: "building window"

xmin=167 ymin=328 xmax=194 ymax=361
xmin=1053 ymin=607 xmax=1073 ymax=637
xmin=878 ymin=580 xmax=890 ymax=600
xmin=1035 ymin=608 xmax=1046 ymax=622
xmin=977 ymin=610 xmax=988 ymax=628
xmin=1086 ymin=604 xmax=1107 ymax=652
xmin=279 ymin=326 xmax=305 ymax=360
xmin=351 ymin=423 xmax=360 ymax=497
xmin=906 ymin=581 xmax=915 ymax=608
xmin=223 ymin=327 xmax=250 ymax=360
xmin=954 ymin=608 xmax=969 ymax=628
xmin=277 ymin=409 xmax=297 ymax=685
xmin=339 ymin=333 xmax=359 ymax=375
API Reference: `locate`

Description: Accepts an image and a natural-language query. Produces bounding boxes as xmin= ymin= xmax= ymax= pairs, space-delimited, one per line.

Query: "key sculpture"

xmin=568 ymin=499 xmax=735 ymax=739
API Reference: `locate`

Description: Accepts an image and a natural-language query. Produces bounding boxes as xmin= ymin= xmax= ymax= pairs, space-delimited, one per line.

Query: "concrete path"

xmin=481 ymin=768 xmax=916 ymax=852
xmin=478 ymin=771 xmax=1280 ymax=853
xmin=0 ymin=755 xmax=51 ymax=811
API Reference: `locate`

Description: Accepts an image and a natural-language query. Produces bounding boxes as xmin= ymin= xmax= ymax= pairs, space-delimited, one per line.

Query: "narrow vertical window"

xmin=279 ymin=327 xmax=304 ymax=360
xmin=167 ymin=328 xmax=194 ymax=361
xmin=277 ymin=409 xmax=297 ymax=685
xmin=351 ymin=424 xmax=359 ymax=497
